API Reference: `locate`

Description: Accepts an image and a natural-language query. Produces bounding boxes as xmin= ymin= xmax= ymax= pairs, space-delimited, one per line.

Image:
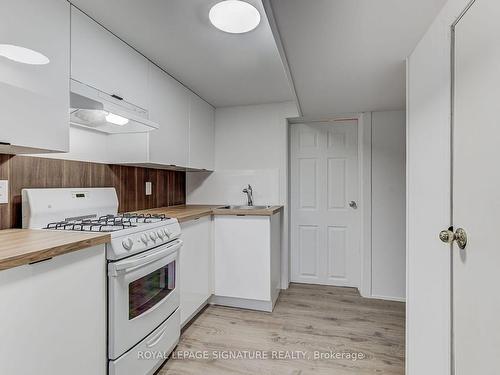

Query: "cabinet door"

xmin=148 ymin=63 xmax=189 ymax=167
xmin=71 ymin=7 xmax=149 ymax=110
xmin=0 ymin=246 xmax=106 ymax=375
xmin=180 ymin=216 xmax=212 ymax=326
xmin=214 ymin=216 xmax=271 ymax=301
xmin=0 ymin=0 xmax=69 ymax=153
xmin=188 ymin=93 xmax=215 ymax=170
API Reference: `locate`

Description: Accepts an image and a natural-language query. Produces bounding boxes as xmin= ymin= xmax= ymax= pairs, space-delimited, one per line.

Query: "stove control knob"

xmin=157 ymin=230 xmax=165 ymax=240
xmin=122 ymin=238 xmax=133 ymax=251
xmin=149 ymin=232 xmax=157 ymax=241
xmin=141 ymin=233 xmax=149 ymax=244
xmin=164 ymin=228 xmax=172 ymax=238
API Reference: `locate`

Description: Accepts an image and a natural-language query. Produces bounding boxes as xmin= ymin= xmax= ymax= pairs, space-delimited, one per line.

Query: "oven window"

xmin=129 ymin=261 xmax=176 ymax=320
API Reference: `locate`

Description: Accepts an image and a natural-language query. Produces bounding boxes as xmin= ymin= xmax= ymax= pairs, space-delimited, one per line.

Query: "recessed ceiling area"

xmin=268 ymin=0 xmax=447 ymax=117
xmin=69 ymin=0 xmax=293 ymax=107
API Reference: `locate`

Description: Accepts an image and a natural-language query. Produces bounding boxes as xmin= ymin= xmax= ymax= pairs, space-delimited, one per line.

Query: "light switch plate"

xmin=0 ymin=180 xmax=8 ymax=204
xmin=145 ymin=181 xmax=152 ymax=196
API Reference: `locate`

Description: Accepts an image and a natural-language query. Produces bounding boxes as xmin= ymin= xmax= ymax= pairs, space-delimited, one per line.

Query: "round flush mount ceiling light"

xmin=209 ymin=1 xmax=261 ymax=34
xmin=0 ymin=44 xmax=50 ymax=65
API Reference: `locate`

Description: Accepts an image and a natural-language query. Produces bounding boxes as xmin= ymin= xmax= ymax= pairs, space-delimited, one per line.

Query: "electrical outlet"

xmin=145 ymin=181 xmax=152 ymax=196
xmin=0 ymin=180 xmax=8 ymax=204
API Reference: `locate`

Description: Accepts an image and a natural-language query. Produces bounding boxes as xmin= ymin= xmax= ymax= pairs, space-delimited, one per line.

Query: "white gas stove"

xmin=22 ymin=187 xmax=181 ymax=260
xmin=22 ymin=187 xmax=181 ymax=375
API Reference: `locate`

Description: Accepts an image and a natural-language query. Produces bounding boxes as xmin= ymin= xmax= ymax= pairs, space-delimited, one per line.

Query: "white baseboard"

xmin=210 ymin=293 xmax=280 ymax=312
xmin=370 ymin=294 xmax=406 ymax=303
xmin=181 ymin=296 xmax=211 ymax=329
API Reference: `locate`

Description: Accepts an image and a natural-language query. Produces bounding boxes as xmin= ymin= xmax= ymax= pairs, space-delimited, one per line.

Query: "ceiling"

xmin=70 ymin=0 xmax=446 ymax=116
xmin=70 ymin=0 xmax=293 ymax=107
xmin=268 ymin=0 xmax=447 ymax=117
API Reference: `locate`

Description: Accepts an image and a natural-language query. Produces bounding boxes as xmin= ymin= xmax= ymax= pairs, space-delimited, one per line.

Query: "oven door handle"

xmin=109 ymin=240 xmax=182 ymax=276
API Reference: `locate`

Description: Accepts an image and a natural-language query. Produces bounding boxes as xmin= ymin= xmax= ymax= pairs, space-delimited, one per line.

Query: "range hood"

xmin=69 ymin=79 xmax=159 ymax=134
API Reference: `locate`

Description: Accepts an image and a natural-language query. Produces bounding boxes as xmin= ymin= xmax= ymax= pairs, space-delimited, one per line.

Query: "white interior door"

xmin=453 ymin=1 xmax=500 ymax=373
xmin=290 ymin=121 xmax=360 ymax=287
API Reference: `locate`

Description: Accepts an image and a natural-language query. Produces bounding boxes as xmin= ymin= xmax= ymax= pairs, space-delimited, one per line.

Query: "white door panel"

xmin=328 ymin=226 xmax=347 ymax=279
xmin=298 ymin=158 xmax=318 ymax=209
xmin=298 ymin=225 xmax=320 ymax=278
xmin=453 ymin=1 xmax=500 ymax=373
xmin=291 ymin=121 xmax=360 ymax=286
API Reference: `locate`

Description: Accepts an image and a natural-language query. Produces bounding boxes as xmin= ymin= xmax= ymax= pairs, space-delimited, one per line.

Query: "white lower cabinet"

xmin=179 ymin=216 xmax=213 ymax=326
xmin=0 ymin=246 xmax=107 ymax=375
xmin=214 ymin=213 xmax=281 ymax=312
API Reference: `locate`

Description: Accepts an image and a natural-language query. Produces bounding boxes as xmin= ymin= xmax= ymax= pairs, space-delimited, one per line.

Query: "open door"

xmin=448 ymin=0 xmax=500 ymax=373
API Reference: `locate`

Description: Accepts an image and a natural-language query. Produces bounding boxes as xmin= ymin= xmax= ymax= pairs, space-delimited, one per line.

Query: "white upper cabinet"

xmin=189 ymin=93 xmax=215 ymax=170
xmin=67 ymin=6 xmax=215 ymax=170
xmin=71 ymin=7 xmax=149 ymax=110
xmin=0 ymin=0 xmax=70 ymax=153
xmin=148 ymin=63 xmax=189 ymax=167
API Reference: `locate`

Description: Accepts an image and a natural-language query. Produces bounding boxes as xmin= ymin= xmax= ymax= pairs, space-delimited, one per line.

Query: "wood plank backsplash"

xmin=0 ymin=155 xmax=185 ymax=229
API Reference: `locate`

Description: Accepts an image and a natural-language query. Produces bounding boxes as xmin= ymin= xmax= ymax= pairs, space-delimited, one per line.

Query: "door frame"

xmin=286 ymin=113 xmax=372 ymax=297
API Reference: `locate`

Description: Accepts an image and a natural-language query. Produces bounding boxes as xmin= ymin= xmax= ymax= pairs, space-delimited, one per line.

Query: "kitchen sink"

xmin=218 ymin=205 xmax=272 ymax=210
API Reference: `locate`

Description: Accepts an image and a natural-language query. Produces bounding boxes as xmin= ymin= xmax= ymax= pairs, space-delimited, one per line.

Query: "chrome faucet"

xmin=242 ymin=185 xmax=253 ymax=206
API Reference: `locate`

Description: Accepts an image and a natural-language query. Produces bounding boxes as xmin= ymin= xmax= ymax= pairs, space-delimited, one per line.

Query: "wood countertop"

xmin=133 ymin=205 xmax=220 ymax=222
xmin=211 ymin=205 xmax=283 ymax=216
xmin=0 ymin=229 xmax=110 ymax=271
xmin=0 ymin=204 xmax=283 ymax=271
xmin=133 ymin=205 xmax=283 ymax=223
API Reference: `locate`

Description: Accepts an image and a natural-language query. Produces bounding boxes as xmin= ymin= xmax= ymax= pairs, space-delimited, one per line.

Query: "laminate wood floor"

xmin=159 ymin=283 xmax=405 ymax=375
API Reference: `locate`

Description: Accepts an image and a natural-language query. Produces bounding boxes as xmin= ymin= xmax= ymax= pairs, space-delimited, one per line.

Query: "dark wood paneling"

xmin=90 ymin=163 xmax=114 ymax=187
xmin=0 ymin=155 xmax=11 ymax=230
xmin=62 ymin=160 xmax=92 ymax=188
xmin=120 ymin=166 xmax=138 ymax=213
xmin=156 ymin=170 xmax=167 ymax=208
xmin=9 ymin=156 xmax=64 ymax=228
xmin=1 ymin=155 xmax=186 ymax=229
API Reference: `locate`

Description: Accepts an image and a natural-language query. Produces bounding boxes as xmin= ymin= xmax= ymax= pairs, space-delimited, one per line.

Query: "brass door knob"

xmin=439 ymin=227 xmax=468 ymax=249
xmin=439 ymin=229 xmax=455 ymax=244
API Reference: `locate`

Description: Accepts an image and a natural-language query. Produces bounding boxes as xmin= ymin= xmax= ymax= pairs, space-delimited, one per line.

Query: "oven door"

xmin=108 ymin=239 xmax=181 ymax=360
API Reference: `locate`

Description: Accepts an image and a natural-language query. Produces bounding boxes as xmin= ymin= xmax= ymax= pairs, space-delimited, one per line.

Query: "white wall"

xmin=187 ymin=101 xmax=299 ymax=289
xmin=35 ymin=126 xmax=149 ymax=164
xmin=189 ymin=104 xmax=406 ymax=297
xmin=406 ymin=0 xmax=471 ymax=373
xmin=371 ymin=111 xmax=406 ymax=301
xmin=187 ymin=169 xmax=281 ymax=206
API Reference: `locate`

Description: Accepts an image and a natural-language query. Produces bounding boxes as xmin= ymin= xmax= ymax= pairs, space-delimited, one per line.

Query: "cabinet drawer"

xmin=109 ymin=309 xmax=180 ymax=375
